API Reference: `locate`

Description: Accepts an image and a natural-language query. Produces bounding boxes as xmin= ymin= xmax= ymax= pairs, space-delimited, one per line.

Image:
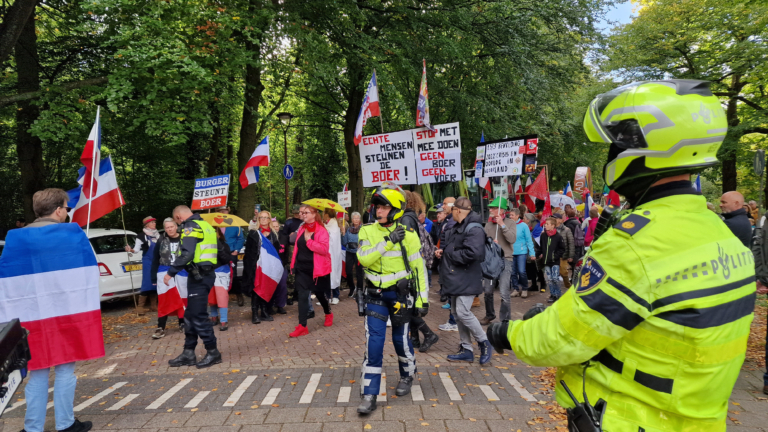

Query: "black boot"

xmin=357 ymin=394 xmax=377 ymax=414
xmin=169 ymin=349 xmax=197 ymax=367
xmin=260 ymin=304 xmax=274 ymax=321
xmin=419 ymin=332 xmax=439 ymax=353
xmin=196 ymin=348 xmax=222 ymax=369
xmin=411 ymin=334 xmax=421 ymax=349
xmin=236 ymin=293 xmax=245 ymax=307
xmin=276 ymin=306 xmax=287 ymax=315
xmin=252 ymin=306 xmax=261 ymax=324
xmin=286 ymin=294 xmax=294 ymax=306
xmin=58 ymin=418 xmax=93 ymax=432
xmin=395 ymin=376 xmax=413 ymax=396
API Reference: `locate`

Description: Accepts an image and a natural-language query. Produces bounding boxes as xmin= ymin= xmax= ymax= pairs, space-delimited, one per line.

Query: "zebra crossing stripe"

xmin=146 ymin=378 xmax=193 ymax=409
xmin=478 ymin=385 xmax=499 ymax=401
xmin=439 ymin=372 xmax=462 ymax=401
xmin=411 ymin=384 xmax=425 ymax=401
xmin=185 ymin=391 xmax=210 ymax=408
xmin=299 ymin=373 xmax=322 ymax=404
xmin=4 ymin=388 xmax=53 ymax=413
xmin=224 ymin=376 xmax=258 ymax=407
xmin=261 ymin=388 xmax=281 ymax=406
xmin=94 ymin=364 xmax=118 ymax=378
xmin=337 ymin=386 xmax=351 ymax=403
xmin=106 ymin=394 xmax=139 ymax=411
xmin=379 ymin=373 xmax=386 ymax=402
xmin=502 ymin=373 xmax=537 ymax=402
xmin=74 ymin=382 xmax=127 ymax=412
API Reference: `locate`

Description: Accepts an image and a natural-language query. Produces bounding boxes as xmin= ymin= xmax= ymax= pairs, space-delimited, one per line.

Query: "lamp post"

xmin=276 ymin=111 xmax=294 ymax=218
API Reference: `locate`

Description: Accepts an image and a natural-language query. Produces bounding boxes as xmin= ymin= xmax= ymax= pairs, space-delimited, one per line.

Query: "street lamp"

xmin=276 ymin=112 xmax=294 ymax=218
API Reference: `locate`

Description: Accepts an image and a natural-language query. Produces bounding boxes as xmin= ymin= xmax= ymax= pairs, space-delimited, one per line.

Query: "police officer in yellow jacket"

xmin=487 ymin=80 xmax=755 ymax=432
xmin=356 ymin=183 xmax=429 ymax=414
xmin=165 ymin=205 xmax=222 ymax=369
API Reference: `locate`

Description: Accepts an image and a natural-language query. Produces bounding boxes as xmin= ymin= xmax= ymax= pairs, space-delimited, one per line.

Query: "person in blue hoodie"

xmin=508 ymin=208 xmax=536 ymax=298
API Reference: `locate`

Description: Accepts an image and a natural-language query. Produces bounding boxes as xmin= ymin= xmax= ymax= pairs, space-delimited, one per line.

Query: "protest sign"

xmin=359 ymin=130 xmax=418 ymax=187
xmin=337 ymin=191 xmax=351 ymax=208
xmin=192 ymin=174 xmax=230 ymax=210
xmin=413 ymin=122 xmax=462 ymax=184
xmin=574 ymin=167 xmax=592 ymax=199
xmin=482 ymin=138 xmax=525 ymax=177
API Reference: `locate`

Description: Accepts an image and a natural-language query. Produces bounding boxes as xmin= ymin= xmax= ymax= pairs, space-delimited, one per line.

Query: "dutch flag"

xmin=67 ymin=156 xmax=125 ymax=227
xmin=240 ymin=136 xmax=270 ymax=189
xmin=0 ymin=224 xmax=105 ymax=370
xmin=157 ymin=267 xmax=188 ymax=317
xmin=253 ymin=232 xmax=284 ymax=301
xmin=80 ymin=107 xmax=102 ymax=199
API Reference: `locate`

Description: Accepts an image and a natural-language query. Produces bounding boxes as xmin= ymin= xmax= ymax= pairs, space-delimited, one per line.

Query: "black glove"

xmin=417 ymin=304 xmax=429 ymax=317
xmin=523 ymin=303 xmax=547 ymax=320
xmin=486 ymin=321 xmax=512 ymax=354
xmin=387 ymin=226 xmax=406 ymax=244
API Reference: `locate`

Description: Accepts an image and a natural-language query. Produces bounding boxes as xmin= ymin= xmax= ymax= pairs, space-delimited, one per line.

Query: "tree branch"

xmin=736 ymin=96 xmax=765 ymax=111
xmin=0 ymin=76 xmax=108 ymax=108
xmin=744 ymin=127 xmax=768 ymax=135
xmin=0 ymin=0 xmax=37 ymax=65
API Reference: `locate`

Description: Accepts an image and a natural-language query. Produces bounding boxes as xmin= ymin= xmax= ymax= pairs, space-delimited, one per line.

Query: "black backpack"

xmin=566 ymin=219 xmax=585 ymax=248
xmin=216 ymin=238 xmax=232 ymax=266
xmin=465 ymin=223 xmax=505 ymax=280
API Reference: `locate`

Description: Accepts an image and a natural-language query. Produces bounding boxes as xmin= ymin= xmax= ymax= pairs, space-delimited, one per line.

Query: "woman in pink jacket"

xmin=289 ymin=204 xmax=333 ymax=337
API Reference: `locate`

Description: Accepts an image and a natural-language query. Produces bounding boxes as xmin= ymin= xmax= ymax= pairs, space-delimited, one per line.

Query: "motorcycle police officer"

xmin=165 ymin=205 xmax=222 ymax=368
xmin=356 ymin=183 xmax=429 ymax=414
xmin=487 ymin=80 xmax=755 ymax=432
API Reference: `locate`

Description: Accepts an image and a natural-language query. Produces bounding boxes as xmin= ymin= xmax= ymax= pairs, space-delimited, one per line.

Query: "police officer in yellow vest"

xmin=356 ymin=183 xmax=429 ymax=414
xmin=487 ymin=80 xmax=755 ymax=432
xmin=165 ymin=205 xmax=221 ymax=368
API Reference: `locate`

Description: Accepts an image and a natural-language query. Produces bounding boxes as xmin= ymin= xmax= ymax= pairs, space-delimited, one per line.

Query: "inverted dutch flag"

xmin=239 ymin=136 xmax=270 ymax=189
xmin=353 ymin=70 xmax=381 ymax=146
xmin=80 ymin=107 xmax=102 ymax=199
xmin=157 ymin=266 xmax=187 ymax=317
xmin=253 ymin=232 xmax=284 ymax=301
xmin=584 ymin=190 xmax=595 ymax=210
xmin=67 ymin=156 xmax=125 ymax=227
xmin=564 ymin=181 xmax=573 ymax=198
xmin=0 ymin=224 xmax=104 ymax=370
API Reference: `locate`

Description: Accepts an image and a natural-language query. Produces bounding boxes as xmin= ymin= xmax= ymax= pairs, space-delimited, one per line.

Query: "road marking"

xmin=299 ymin=373 xmax=322 ymax=404
xmin=503 ymin=373 xmax=537 ymax=402
xmin=146 ymin=378 xmax=193 ymax=409
xmin=185 ymin=391 xmax=210 ymax=408
xmin=379 ymin=373 xmax=386 ymax=402
xmin=439 ymin=372 xmax=462 ymax=401
xmin=411 ymin=384 xmax=425 ymax=401
xmin=94 ymin=364 xmax=118 ymax=377
xmin=74 ymin=382 xmax=127 ymax=411
xmin=223 ymin=376 xmax=258 ymax=407
xmin=4 ymin=388 xmax=54 ymax=413
xmin=106 ymin=394 xmax=139 ymax=411
xmin=261 ymin=388 xmax=281 ymax=406
xmin=479 ymin=385 xmax=499 ymax=401
xmin=337 ymin=386 xmax=351 ymax=403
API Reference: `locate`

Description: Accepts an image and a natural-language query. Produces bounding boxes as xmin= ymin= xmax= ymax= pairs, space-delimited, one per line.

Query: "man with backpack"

xmin=480 ymin=197 xmax=516 ymax=325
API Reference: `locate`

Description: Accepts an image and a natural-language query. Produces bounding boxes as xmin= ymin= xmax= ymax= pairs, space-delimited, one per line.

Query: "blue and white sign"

xmin=283 ymin=164 xmax=295 ymax=180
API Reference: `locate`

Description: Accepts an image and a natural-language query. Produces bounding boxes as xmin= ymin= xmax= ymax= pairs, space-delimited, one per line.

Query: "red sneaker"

xmin=324 ymin=313 xmax=334 ymax=327
xmin=289 ymin=324 xmax=309 ymax=337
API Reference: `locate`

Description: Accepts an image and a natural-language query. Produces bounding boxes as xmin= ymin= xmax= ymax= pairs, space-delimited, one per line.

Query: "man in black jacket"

xmin=435 ymin=197 xmax=493 ymax=365
xmin=720 ymin=191 xmax=752 ymax=247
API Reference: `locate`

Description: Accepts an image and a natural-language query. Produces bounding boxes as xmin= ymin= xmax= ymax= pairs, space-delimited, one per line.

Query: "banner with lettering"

xmin=482 ymin=138 xmax=525 ymax=177
xmin=359 ymin=130 xmax=418 ymax=187
xmin=192 ymin=174 xmax=230 ymax=210
xmin=413 ymin=122 xmax=462 ymax=184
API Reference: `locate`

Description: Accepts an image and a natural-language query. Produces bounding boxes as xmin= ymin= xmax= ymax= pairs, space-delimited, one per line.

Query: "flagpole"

xmin=374 ymin=68 xmax=384 ymax=134
xmin=119 ymin=200 xmax=140 ymax=315
xmin=85 ymin=106 xmax=100 ymax=237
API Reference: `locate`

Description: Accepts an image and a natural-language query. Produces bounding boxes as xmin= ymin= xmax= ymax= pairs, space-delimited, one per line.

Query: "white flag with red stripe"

xmin=0 ymin=224 xmax=104 ymax=370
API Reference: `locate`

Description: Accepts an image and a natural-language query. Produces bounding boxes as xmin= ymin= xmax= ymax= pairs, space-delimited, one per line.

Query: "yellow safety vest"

xmin=357 ymin=221 xmax=429 ymax=308
xmin=182 ymin=219 xmax=218 ymax=266
xmin=506 ymin=193 xmax=754 ymax=432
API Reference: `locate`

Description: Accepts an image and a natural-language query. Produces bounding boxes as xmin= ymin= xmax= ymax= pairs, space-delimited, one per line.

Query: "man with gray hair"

xmin=719 ymin=191 xmax=751 ymax=247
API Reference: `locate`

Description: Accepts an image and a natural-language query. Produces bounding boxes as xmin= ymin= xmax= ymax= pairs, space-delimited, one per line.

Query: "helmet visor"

xmin=588 ymin=83 xmax=650 ymax=150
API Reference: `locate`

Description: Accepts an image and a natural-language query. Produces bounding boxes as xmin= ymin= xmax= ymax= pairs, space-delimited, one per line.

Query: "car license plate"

xmin=122 ymin=263 xmax=142 ymax=272
xmin=0 ymin=369 xmax=22 ymax=416
xmin=238 ymin=254 xmax=244 ymax=260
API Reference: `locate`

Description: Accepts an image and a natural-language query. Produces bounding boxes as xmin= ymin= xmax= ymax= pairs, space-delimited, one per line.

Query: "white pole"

xmin=85 ymin=106 xmax=100 ymax=236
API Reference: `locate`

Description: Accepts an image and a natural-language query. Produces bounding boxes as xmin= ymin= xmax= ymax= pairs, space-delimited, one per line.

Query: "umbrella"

xmin=302 ymin=198 xmax=348 ymax=214
xmin=549 ymin=194 xmax=576 ymax=212
xmin=576 ymin=203 xmax=603 ymax=213
xmin=200 ymin=212 xmax=249 ymax=228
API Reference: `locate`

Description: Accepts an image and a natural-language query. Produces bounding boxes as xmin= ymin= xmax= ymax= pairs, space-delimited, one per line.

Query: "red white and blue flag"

xmin=353 ymin=71 xmax=381 ymax=146
xmin=80 ymin=107 xmax=102 ymax=199
xmin=343 ymin=183 xmax=348 ymax=192
xmin=564 ymin=181 xmax=573 ymax=198
xmin=240 ymin=136 xmax=270 ymax=188
xmin=157 ymin=267 xmax=187 ymax=317
xmin=415 ymin=59 xmax=434 ymax=131
xmin=0 ymin=224 xmax=104 ymax=370
xmin=584 ymin=190 xmax=595 ymax=210
xmin=253 ymin=232 xmax=284 ymax=301
xmin=67 ymin=156 xmax=125 ymax=227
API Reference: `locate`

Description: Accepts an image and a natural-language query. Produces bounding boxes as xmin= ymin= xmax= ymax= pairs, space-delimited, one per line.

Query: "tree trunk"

xmin=207 ymin=102 xmax=221 ymax=177
xmin=15 ymin=12 xmax=45 ymax=222
xmin=0 ymin=0 xmax=38 ymax=66
xmin=235 ymin=51 xmax=265 ymax=221
xmin=721 ymin=74 xmax=742 ymax=193
xmin=343 ymin=62 xmax=366 ymax=212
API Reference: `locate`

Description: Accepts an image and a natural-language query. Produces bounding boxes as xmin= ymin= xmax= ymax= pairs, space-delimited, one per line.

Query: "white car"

xmin=87 ymin=228 xmax=144 ymax=301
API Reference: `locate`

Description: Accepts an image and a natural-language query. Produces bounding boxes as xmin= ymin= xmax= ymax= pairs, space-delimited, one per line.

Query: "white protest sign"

xmin=359 ymin=130 xmax=418 ymax=187
xmin=482 ymin=139 xmax=525 ymax=177
xmin=413 ymin=122 xmax=462 ymax=184
xmin=337 ymin=191 xmax=351 ymax=208
xmin=192 ymin=174 xmax=230 ymax=210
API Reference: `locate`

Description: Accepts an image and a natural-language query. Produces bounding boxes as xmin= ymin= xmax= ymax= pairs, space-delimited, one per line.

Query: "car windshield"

xmin=90 ymin=235 xmax=136 ymax=254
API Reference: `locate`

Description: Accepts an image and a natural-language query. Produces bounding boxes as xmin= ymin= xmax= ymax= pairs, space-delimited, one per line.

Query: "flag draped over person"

xmin=240 ymin=136 xmax=270 ymax=188
xmin=0 ymin=224 xmax=105 ymax=370
xmin=353 ymin=70 xmax=381 ymax=145
xmin=253 ymin=232 xmax=285 ymax=301
xmin=80 ymin=107 xmax=101 ymax=200
xmin=66 ymin=156 xmax=125 ymax=227
xmin=415 ymin=59 xmax=434 ymax=131
xmin=157 ymin=269 xmax=188 ymax=317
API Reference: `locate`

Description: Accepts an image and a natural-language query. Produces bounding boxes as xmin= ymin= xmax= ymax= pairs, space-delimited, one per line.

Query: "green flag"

xmin=603 ymin=184 xmax=610 ymax=194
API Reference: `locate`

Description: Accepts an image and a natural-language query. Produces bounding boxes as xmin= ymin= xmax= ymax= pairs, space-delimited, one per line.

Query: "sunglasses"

xmin=60 ymin=205 xmax=73 ymax=212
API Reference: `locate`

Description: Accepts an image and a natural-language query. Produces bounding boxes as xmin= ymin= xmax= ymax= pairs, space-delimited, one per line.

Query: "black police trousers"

xmin=183 ymin=269 xmax=217 ymax=351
